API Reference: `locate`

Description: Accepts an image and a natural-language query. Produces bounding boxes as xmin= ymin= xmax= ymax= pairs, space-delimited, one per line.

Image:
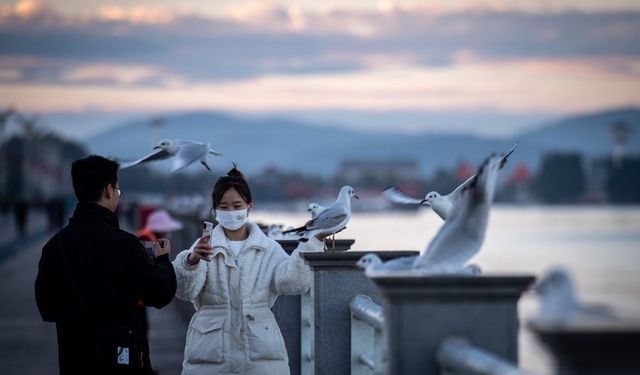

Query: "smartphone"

xmin=141 ymin=240 xmax=155 ymax=257
xmin=203 ymin=221 xmax=214 ymax=238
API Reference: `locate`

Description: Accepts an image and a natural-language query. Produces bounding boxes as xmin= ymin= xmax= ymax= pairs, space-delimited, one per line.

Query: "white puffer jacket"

xmin=173 ymin=222 xmax=323 ymax=375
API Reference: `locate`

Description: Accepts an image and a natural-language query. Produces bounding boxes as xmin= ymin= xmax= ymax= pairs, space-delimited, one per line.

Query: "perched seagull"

xmin=383 ymin=142 xmax=518 ymax=220
xmin=532 ymin=267 xmax=616 ymax=325
xmin=308 ymin=202 xmax=327 ymax=219
xmin=119 ymin=139 xmax=223 ymax=173
xmin=283 ymin=186 xmax=358 ymax=243
xmin=267 ymin=224 xmax=284 ymax=239
xmin=411 ymin=152 xmax=502 ymax=274
xmin=356 ymin=252 xmax=481 ymax=277
xmin=355 ymin=253 xmax=416 ymax=276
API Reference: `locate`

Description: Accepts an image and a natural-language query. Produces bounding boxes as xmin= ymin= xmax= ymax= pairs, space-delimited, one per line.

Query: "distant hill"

xmin=85 ymin=108 xmax=640 ymax=177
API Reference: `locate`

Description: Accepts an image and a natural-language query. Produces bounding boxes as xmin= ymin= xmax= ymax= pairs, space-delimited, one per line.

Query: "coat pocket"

xmin=186 ymin=317 xmax=225 ymax=364
xmin=246 ymin=316 xmax=287 ymax=361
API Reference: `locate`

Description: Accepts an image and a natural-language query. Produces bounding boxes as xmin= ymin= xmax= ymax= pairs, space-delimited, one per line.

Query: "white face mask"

xmin=215 ymin=209 xmax=248 ymax=231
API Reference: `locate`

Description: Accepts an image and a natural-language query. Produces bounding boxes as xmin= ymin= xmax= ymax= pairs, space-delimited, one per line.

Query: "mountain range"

xmin=84 ymin=107 xmax=640 ymax=177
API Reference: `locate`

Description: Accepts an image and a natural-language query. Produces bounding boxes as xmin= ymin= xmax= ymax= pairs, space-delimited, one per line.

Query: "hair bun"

xmin=226 ymin=162 xmax=245 ymax=179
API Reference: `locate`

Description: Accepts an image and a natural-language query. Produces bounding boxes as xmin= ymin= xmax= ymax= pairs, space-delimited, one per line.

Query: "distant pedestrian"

xmin=35 ymin=155 xmax=177 ymax=374
xmin=137 ymin=209 xmax=183 ymax=243
xmin=13 ymin=199 xmax=28 ymax=238
xmin=136 ymin=209 xmax=183 ymax=337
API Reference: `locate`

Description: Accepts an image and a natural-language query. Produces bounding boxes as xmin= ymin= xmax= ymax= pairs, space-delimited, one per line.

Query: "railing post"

xmin=368 ymin=273 xmax=535 ymax=375
xmin=272 ymin=239 xmax=354 ymax=375
xmin=301 ymin=251 xmax=419 ymax=375
xmin=350 ymin=294 xmax=386 ymax=375
xmin=530 ymin=321 xmax=640 ymax=375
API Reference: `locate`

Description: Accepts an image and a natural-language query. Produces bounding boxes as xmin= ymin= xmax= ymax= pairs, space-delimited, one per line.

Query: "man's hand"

xmin=154 ymin=238 xmax=171 ymax=257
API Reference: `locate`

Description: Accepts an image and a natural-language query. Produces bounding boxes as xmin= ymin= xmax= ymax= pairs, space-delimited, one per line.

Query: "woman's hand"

xmin=188 ymin=235 xmax=213 ymax=263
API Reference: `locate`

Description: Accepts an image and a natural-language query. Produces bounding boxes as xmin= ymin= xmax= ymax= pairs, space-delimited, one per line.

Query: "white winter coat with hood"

xmin=173 ymin=222 xmax=323 ymax=375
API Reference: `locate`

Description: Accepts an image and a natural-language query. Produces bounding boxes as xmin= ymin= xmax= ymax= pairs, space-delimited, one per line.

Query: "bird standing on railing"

xmin=307 ymin=202 xmax=326 ymax=219
xmin=383 ymin=142 xmax=518 ymax=220
xmin=119 ymin=139 xmax=223 ymax=173
xmin=532 ymin=267 xmax=616 ymax=325
xmin=283 ymin=186 xmax=358 ymax=250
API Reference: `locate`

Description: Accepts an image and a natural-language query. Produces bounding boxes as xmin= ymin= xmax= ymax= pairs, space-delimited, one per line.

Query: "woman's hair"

xmin=211 ymin=163 xmax=253 ymax=209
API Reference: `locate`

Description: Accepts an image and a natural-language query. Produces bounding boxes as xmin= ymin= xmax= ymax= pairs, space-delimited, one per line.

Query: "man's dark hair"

xmin=71 ymin=155 xmax=119 ymax=202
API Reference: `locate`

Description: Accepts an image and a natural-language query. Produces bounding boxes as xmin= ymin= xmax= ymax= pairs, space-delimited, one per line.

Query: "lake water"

xmin=251 ymin=205 xmax=640 ymax=374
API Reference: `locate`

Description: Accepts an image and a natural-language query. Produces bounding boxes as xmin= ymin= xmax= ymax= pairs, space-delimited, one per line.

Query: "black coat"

xmin=35 ymin=202 xmax=177 ymax=374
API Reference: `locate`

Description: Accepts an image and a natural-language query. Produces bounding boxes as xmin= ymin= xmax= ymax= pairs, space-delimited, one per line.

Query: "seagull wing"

xmin=415 ymin=155 xmax=499 ymax=271
xmin=383 ymin=186 xmax=424 ymax=205
xmin=449 ymin=171 xmax=479 ymax=197
xmin=170 ymin=142 xmax=206 ymax=172
xmin=381 ymin=255 xmax=418 ymax=270
xmin=118 ymin=148 xmax=171 ymax=169
xmin=305 ymin=205 xmax=348 ymax=232
xmin=449 ymin=142 xmax=519 ymax=198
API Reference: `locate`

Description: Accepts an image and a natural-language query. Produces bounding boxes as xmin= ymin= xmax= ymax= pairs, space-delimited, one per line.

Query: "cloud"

xmin=2 ymin=57 xmax=638 ymax=114
xmin=1 ymin=2 xmax=639 ymax=84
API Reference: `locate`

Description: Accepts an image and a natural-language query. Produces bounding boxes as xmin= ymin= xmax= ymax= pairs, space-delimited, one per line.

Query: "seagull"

xmin=308 ymin=202 xmax=327 ymax=219
xmin=359 ymin=151 xmax=507 ymax=276
xmin=356 ymin=252 xmax=481 ymax=277
xmin=383 ymin=142 xmax=518 ymax=220
xmin=532 ymin=267 xmax=616 ymax=325
xmin=355 ymin=253 xmax=416 ymax=276
xmin=283 ymin=186 xmax=358 ymax=244
xmin=411 ymin=152 xmax=502 ymax=274
xmin=267 ymin=224 xmax=284 ymax=239
xmin=119 ymin=139 xmax=223 ymax=173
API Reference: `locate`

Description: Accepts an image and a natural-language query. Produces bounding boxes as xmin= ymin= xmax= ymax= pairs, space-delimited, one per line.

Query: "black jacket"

xmin=35 ymin=202 xmax=177 ymax=374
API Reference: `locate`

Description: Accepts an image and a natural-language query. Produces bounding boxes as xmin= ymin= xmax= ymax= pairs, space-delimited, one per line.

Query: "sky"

xmin=0 ymin=0 xmax=639 ymax=137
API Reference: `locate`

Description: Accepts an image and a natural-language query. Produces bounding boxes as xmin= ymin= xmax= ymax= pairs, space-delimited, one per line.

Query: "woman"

xmin=173 ymin=165 xmax=325 ymax=375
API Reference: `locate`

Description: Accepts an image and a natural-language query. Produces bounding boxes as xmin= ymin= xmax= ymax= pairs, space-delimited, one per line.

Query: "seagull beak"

xmin=353 ymin=194 xmax=360 ymax=199
xmin=420 ymin=199 xmax=430 ymax=206
xmin=307 ymin=208 xmax=312 ymax=212
xmin=153 ymin=146 xmax=162 ymax=150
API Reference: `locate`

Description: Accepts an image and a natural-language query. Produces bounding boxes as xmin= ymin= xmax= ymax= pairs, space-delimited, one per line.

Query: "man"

xmin=35 ymin=155 xmax=177 ymax=374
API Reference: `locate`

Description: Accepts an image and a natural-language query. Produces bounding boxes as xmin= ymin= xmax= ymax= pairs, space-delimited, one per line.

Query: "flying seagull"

xmin=383 ymin=142 xmax=518 ymax=220
xmin=119 ymin=139 xmax=223 ymax=173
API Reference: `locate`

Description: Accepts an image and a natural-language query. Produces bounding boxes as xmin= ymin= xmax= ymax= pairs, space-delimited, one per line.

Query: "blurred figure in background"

xmin=136 ymin=208 xmax=183 ymax=351
xmin=137 ymin=209 xmax=184 ymax=243
xmin=13 ymin=198 xmax=28 ymax=239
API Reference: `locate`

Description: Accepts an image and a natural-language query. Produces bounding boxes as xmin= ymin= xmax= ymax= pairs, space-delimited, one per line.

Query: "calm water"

xmin=252 ymin=205 xmax=640 ymax=374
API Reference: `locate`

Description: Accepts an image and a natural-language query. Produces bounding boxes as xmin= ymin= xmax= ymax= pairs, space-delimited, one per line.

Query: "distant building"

xmin=0 ymin=135 xmax=86 ymax=202
xmin=336 ymin=159 xmax=418 ymax=186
